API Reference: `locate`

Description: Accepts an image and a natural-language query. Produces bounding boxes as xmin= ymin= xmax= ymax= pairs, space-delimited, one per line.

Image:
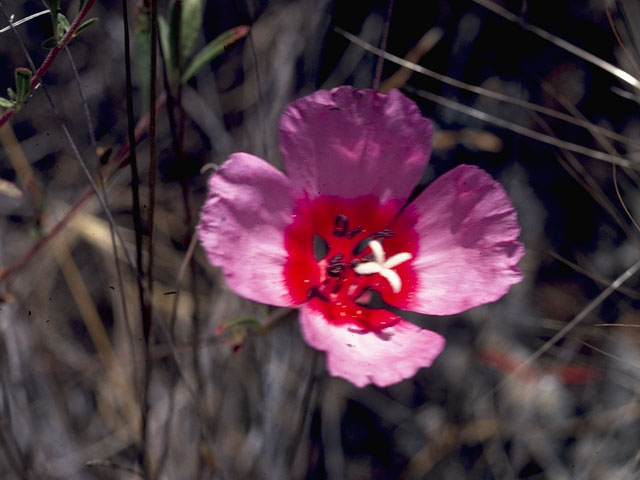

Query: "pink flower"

xmin=198 ymin=87 xmax=524 ymax=387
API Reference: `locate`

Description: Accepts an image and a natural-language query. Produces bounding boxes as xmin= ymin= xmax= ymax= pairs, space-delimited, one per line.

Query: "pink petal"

xmin=279 ymin=87 xmax=432 ymax=203
xmin=197 ymin=153 xmax=298 ymax=307
xmin=396 ymin=165 xmax=524 ymax=315
xmin=299 ymin=300 xmax=445 ymax=387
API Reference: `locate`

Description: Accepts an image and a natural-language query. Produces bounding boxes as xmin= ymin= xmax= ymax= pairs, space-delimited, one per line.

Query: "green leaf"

xmin=169 ymin=1 xmax=180 ymax=71
xmin=45 ymin=0 xmax=60 ymax=39
xmin=158 ymin=16 xmax=173 ymax=78
xmin=57 ymin=13 xmax=71 ymax=39
xmin=220 ymin=316 xmax=262 ymax=332
xmin=161 ymin=0 xmax=203 ymax=86
xmin=41 ymin=36 xmax=58 ymax=49
xmin=182 ymin=25 xmax=249 ymax=83
xmin=73 ymin=17 xmax=99 ymax=37
xmin=180 ymin=0 xmax=203 ymax=60
xmin=0 ymin=97 xmax=14 ymax=108
xmin=6 ymin=88 xmax=16 ymax=101
xmin=14 ymin=68 xmax=32 ymax=102
xmin=161 ymin=0 xmax=182 ymax=84
xmin=133 ymin=1 xmax=152 ymax=111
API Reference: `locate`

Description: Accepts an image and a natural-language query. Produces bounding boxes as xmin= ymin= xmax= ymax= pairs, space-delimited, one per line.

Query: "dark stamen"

xmin=373 ymin=229 xmax=395 ymax=240
xmin=346 ymin=226 xmax=363 ymax=238
xmin=333 ymin=215 xmax=349 ymax=237
xmin=328 ymin=254 xmax=344 ymax=264
xmin=327 ymin=254 xmax=346 ymax=277
xmin=327 ymin=263 xmax=345 ymax=277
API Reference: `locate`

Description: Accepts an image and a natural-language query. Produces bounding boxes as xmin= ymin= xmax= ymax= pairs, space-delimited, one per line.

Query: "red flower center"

xmin=284 ymin=196 xmax=418 ymax=331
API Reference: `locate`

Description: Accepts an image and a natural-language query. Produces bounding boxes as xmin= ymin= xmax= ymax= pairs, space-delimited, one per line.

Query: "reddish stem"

xmin=0 ymin=0 xmax=98 ymax=128
xmin=0 ymin=94 xmax=167 ymax=285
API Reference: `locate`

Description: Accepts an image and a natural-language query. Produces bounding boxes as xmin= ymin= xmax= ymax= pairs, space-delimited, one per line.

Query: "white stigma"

xmin=353 ymin=240 xmax=413 ymax=293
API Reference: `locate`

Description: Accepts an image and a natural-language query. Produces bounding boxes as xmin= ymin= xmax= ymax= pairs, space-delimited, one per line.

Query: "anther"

xmin=333 ymin=215 xmax=349 ymax=237
xmin=373 ymin=229 xmax=395 ymax=240
xmin=327 ymin=264 xmax=343 ymax=277
xmin=346 ymin=226 xmax=363 ymax=238
xmin=353 ymin=240 xmax=413 ymax=293
xmin=328 ymin=254 xmax=344 ymax=264
xmin=350 ymin=253 xmax=373 ymax=269
xmin=327 ymin=254 xmax=346 ymax=277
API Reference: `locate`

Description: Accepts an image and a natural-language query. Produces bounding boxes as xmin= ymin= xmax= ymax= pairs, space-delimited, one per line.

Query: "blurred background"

xmin=1 ymin=0 xmax=639 ymax=478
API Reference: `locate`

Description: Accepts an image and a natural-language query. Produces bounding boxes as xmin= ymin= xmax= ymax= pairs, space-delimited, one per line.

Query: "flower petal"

xmin=299 ymin=300 xmax=445 ymax=387
xmin=280 ymin=87 xmax=432 ymax=203
xmin=395 ymin=165 xmax=524 ymax=315
xmin=197 ymin=153 xmax=298 ymax=307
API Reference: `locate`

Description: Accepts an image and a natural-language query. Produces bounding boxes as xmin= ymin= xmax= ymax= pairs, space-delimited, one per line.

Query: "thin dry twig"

xmin=334 ymin=26 xmax=640 ymax=149
xmin=407 ymin=86 xmax=639 ymax=170
xmin=471 ymin=0 xmax=640 ymax=89
xmin=0 ymin=9 xmax=48 ymax=34
xmin=484 ymin=255 xmax=640 ymax=399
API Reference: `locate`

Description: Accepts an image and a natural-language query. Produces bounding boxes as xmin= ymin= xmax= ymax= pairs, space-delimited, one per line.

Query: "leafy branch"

xmin=0 ymin=0 xmax=98 ymax=126
xmin=0 ymin=24 xmax=249 ymax=285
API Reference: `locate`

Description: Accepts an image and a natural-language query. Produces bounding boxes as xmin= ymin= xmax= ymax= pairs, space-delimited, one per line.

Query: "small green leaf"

xmin=57 ymin=13 xmax=71 ymax=39
xmin=158 ymin=16 xmax=173 ymax=77
xmin=45 ymin=0 xmax=60 ymax=39
xmin=159 ymin=0 xmax=182 ymax=85
xmin=6 ymin=88 xmax=16 ymax=101
xmin=161 ymin=0 xmax=203 ymax=86
xmin=168 ymin=1 xmax=180 ymax=72
xmin=182 ymin=25 xmax=249 ymax=83
xmin=0 ymin=97 xmax=14 ymax=108
xmin=14 ymin=68 xmax=32 ymax=102
xmin=180 ymin=0 xmax=203 ymax=60
xmin=41 ymin=37 xmax=58 ymax=49
xmin=73 ymin=17 xmax=99 ymax=37
xmin=220 ymin=316 xmax=262 ymax=332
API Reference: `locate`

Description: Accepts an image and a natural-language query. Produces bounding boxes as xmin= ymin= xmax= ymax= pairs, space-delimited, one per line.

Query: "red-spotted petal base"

xmin=283 ymin=195 xmax=418 ymax=331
